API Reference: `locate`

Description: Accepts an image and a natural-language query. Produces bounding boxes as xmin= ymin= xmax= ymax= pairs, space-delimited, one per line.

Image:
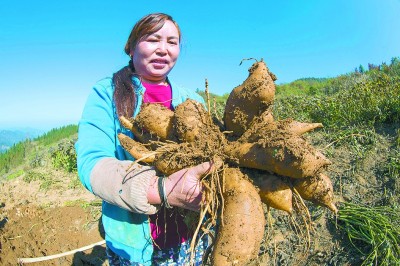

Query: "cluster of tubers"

xmin=118 ymin=59 xmax=337 ymax=265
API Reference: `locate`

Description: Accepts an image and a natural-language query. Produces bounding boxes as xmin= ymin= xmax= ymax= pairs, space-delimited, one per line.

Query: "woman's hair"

xmin=112 ymin=13 xmax=181 ymax=119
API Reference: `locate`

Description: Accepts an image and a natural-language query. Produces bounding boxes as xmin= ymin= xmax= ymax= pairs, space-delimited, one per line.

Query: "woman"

xmin=76 ymin=13 xmax=212 ymax=265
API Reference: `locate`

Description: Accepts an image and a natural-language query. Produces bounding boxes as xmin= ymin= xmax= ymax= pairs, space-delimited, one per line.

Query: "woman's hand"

xmin=165 ymin=162 xmax=214 ymax=211
xmin=147 ymin=161 xmax=221 ymax=211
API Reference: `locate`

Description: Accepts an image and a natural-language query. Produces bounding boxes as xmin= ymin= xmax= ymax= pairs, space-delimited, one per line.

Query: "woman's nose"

xmin=156 ymin=41 xmax=167 ymax=54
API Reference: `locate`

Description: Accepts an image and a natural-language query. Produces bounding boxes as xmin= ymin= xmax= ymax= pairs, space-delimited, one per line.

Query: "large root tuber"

xmin=240 ymin=110 xmax=323 ymax=143
xmin=211 ymin=168 xmax=265 ymax=265
xmin=174 ymin=99 xmax=227 ymax=150
xmin=224 ymin=59 xmax=277 ymax=137
xmin=118 ymin=133 xmax=156 ymax=163
xmin=247 ymin=170 xmax=293 ymax=214
xmin=225 ymin=137 xmax=331 ymax=179
xmin=293 ymin=172 xmax=338 ymax=213
xmin=119 ymin=103 xmax=177 ymax=144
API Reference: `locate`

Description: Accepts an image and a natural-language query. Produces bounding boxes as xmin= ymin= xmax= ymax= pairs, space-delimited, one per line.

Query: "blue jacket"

xmin=75 ymin=76 xmax=204 ymax=264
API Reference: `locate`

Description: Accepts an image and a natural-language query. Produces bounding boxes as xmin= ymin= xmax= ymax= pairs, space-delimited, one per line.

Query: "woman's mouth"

xmin=151 ymin=59 xmax=169 ymax=68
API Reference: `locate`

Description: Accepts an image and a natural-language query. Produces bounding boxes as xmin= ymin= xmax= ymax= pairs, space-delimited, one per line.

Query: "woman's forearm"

xmin=90 ymin=157 xmax=159 ymax=214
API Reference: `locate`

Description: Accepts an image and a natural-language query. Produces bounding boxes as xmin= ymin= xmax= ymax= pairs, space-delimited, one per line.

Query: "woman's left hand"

xmin=164 ymin=161 xmax=219 ymax=211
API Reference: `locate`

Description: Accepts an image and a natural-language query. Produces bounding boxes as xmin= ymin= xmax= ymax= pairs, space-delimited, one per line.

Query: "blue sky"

xmin=1 ymin=0 xmax=400 ymax=130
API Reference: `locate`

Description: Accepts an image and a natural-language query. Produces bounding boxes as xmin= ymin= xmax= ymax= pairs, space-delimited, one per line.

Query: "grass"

xmin=6 ymin=169 xmax=25 ymax=180
xmin=64 ymin=199 xmax=102 ymax=208
xmin=379 ymin=149 xmax=400 ymax=206
xmin=321 ymin=126 xmax=379 ymax=166
xmin=387 ymin=151 xmax=400 ymax=179
xmin=23 ymin=170 xmax=62 ymax=191
xmin=273 ymin=70 xmax=400 ymax=130
xmin=272 ymin=60 xmax=400 ymax=264
xmin=338 ymin=202 xmax=400 ymax=266
xmin=68 ymin=175 xmax=82 ymax=189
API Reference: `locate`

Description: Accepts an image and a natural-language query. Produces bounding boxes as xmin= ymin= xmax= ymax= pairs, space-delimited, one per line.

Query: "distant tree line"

xmin=355 ymin=57 xmax=400 ymax=73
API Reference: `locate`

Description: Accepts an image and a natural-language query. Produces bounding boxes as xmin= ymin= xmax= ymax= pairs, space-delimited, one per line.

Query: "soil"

xmin=0 ymin=168 xmax=106 ymax=266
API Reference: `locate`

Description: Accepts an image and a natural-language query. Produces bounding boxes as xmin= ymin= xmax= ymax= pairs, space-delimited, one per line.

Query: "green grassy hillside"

xmin=0 ymin=124 xmax=78 ymax=177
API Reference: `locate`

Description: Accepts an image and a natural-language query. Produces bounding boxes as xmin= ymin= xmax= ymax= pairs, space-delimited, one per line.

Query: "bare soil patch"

xmin=0 ymin=169 xmax=105 ymax=266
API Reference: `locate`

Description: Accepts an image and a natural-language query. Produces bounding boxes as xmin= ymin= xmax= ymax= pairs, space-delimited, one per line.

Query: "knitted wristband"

xmin=158 ymin=176 xmax=172 ymax=209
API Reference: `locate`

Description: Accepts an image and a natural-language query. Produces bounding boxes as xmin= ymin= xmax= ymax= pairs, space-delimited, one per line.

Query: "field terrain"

xmin=1 ymin=59 xmax=399 ymax=265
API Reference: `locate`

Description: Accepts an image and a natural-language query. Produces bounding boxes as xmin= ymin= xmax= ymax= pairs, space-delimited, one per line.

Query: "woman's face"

xmin=131 ymin=20 xmax=180 ymax=84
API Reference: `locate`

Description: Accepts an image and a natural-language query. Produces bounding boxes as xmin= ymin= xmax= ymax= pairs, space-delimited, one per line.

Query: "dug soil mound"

xmin=0 ymin=168 xmax=106 ymax=266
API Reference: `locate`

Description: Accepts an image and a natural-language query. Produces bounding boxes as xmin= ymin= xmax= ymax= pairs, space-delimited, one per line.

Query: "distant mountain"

xmin=0 ymin=128 xmax=45 ymax=153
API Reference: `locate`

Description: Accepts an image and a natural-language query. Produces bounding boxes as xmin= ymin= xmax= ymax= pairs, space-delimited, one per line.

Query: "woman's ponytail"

xmin=112 ymin=60 xmax=137 ymax=119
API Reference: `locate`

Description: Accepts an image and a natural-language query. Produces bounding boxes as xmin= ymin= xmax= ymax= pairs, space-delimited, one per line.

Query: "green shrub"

xmin=0 ymin=125 xmax=78 ymax=176
xmin=274 ymin=71 xmax=400 ymax=130
xmin=197 ymin=89 xmax=229 ymax=119
xmin=50 ymin=139 xmax=77 ymax=173
xmin=276 ymin=77 xmax=330 ymax=97
xmin=30 ymin=152 xmax=46 ymax=168
xmin=273 ymin=95 xmax=317 ymax=121
xmin=336 ymin=72 xmax=398 ymax=127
